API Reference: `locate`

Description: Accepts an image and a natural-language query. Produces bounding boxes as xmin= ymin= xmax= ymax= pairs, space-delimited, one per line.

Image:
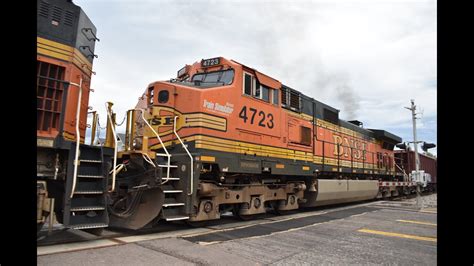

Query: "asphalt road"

xmin=38 ymin=196 xmax=437 ymax=265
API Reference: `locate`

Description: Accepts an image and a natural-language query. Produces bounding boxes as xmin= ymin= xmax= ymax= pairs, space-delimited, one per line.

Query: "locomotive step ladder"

xmin=159 ymin=115 xmax=196 ymax=222
xmin=63 ymin=144 xmax=111 ymax=231
xmin=134 ymin=112 xmax=191 ymax=222
xmin=159 ymin=162 xmax=189 ymax=222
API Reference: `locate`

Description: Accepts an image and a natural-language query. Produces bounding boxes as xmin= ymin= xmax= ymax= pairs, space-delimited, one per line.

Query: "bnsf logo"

xmin=148 ymin=116 xmax=174 ymax=126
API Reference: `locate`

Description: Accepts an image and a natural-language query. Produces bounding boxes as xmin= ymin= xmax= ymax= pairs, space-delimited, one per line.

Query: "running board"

xmin=165 ymin=216 xmax=189 ymax=221
xmin=158 ymin=164 xmax=178 ymax=168
xmin=164 ymin=190 xmax=183 ymax=193
xmin=163 ymin=203 xmax=185 ymax=207
xmin=70 ymin=206 xmax=106 ymax=211
xmin=69 ymin=223 xmax=108 ymax=230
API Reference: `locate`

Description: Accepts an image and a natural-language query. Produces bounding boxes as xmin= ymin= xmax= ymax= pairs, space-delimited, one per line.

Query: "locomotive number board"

xmin=201 ymin=57 xmax=220 ymax=67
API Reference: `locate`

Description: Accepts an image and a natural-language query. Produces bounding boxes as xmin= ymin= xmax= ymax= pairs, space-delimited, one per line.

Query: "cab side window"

xmin=243 ymin=72 xmax=253 ymax=96
xmin=261 ymin=85 xmax=269 ymax=102
xmin=243 ymin=72 xmax=278 ymax=105
xmin=148 ymin=86 xmax=154 ymax=105
xmin=272 ymin=89 xmax=279 ymax=105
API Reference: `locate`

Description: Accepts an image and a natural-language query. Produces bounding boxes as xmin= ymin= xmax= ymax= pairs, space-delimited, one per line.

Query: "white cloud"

xmin=75 ymin=0 xmax=436 ymax=153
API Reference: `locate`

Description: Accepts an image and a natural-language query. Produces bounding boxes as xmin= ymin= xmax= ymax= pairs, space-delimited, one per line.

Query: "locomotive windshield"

xmin=191 ymin=69 xmax=234 ymax=87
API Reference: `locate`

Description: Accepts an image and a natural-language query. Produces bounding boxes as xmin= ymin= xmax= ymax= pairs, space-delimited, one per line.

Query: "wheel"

xmin=83 ymin=228 xmax=104 ymax=236
xmin=270 ymin=201 xmax=285 ymax=215
xmin=269 ymin=201 xmax=296 ymax=216
xmin=37 ymin=222 xmax=45 ymax=233
xmin=186 ymin=220 xmax=209 ymax=228
xmin=232 ymin=205 xmax=258 ymax=221
xmin=236 ymin=213 xmax=255 ymax=221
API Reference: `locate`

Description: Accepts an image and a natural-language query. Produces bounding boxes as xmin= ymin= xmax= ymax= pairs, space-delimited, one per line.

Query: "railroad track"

xmin=37 ymin=193 xmax=436 ymax=248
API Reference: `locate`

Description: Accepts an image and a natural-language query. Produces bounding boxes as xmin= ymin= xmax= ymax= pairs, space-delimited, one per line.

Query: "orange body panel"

xmin=140 ymin=57 xmax=396 ymax=174
xmin=37 ymin=54 xmax=92 ymax=142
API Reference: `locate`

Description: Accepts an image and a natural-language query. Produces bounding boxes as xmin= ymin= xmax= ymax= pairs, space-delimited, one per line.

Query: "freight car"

xmin=37 ymin=0 xmax=420 ymax=235
xmin=394 ymin=150 xmax=437 ymax=192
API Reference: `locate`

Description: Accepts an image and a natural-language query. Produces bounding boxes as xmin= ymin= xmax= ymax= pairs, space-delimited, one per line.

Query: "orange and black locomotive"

xmin=37 ymin=0 xmax=415 ymax=234
xmin=106 ymin=56 xmax=405 ymax=229
xmin=37 ymin=0 xmax=112 ymax=234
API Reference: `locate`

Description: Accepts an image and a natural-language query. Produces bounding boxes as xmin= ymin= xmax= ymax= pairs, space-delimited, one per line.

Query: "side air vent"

xmin=300 ymin=126 xmax=312 ymax=146
xmin=281 ymin=85 xmax=301 ymax=112
xmin=37 ymin=61 xmax=66 ymax=132
xmin=323 ymin=108 xmax=339 ymax=124
xmin=38 ymin=1 xmax=50 ymax=18
xmin=289 ymin=90 xmax=301 ymax=111
xmin=64 ymin=10 xmax=74 ymax=26
xmin=52 ymin=6 xmax=63 ymax=23
xmin=281 ymin=86 xmax=288 ymax=106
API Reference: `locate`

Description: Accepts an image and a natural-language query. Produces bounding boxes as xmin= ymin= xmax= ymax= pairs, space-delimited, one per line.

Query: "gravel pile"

xmin=406 ymin=193 xmax=437 ymax=208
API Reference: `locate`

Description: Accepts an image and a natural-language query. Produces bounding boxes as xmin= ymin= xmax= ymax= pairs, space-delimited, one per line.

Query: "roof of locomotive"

xmin=234 ymin=60 xmax=402 ymax=144
xmin=37 ymin=0 xmax=98 ymax=63
xmin=161 ymin=56 xmax=403 ymax=144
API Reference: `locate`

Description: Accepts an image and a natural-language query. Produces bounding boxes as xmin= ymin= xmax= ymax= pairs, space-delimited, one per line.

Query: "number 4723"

xmin=238 ymin=106 xmax=274 ymax=129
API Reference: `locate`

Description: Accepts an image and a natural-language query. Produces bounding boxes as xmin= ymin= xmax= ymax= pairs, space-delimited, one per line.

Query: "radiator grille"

xmin=37 ymin=61 xmax=66 ymax=132
xmin=38 ymin=1 xmax=50 ymax=18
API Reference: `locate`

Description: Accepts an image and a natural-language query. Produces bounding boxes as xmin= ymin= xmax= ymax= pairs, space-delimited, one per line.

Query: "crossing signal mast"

xmin=404 ymin=99 xmax=423 ymax=207
xmin=403 ymin=99 xmax=436 ymax=208
xmin=405 ymin=100 xmax=421 ymax=177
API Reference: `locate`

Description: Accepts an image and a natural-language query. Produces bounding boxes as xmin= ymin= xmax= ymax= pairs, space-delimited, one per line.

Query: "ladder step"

xmin=162 ymin=177 xmax=180 ymax=181
xmin=158 ymin=164 xmax=178 ymax=168
xmin=77 ymin=174 xmax=104 ymax=179
xmin=164 ymin=190 xmax=183 ymax=193
xmin=80 ymin=159 xmax=102 ymax=163
xmin=69 ymin=223 xmax=108 ymax=230
xmin=70 ymin=206 xmax=106 ymax=211
xmin=74 ymin=190 xmax=103 ymax=195
xmin=165 ymin=216 xmax=189 ymax=221
xmin=163 ymin=203 xmax=185 ymax=207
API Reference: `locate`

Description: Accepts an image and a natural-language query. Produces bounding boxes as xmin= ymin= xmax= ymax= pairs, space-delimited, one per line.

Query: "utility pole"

xmin=405 ymin=99 xmax=422 ymax=208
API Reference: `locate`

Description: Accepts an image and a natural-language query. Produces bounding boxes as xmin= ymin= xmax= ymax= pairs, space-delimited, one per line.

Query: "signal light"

xmin=396 ymin=143 xmax=408 ymax=150
xmin=421 ymin=142 xmax=436 ymax=151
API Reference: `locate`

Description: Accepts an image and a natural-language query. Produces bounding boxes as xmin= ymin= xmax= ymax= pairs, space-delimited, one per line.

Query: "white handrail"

xmin=134 ymin=109 xmax=172 ymax=182
xmin=70 ymin=78 xmax=83 ymax=199
xmin=395 ymin=163 xmax=409 ymax=181
xmin=173 ymin=116 xmax=193 ymax=196
xmin=106 ymin=103 xmax=118 ymax=192
xmin=142 ymin=153 xmax=157 ymax=168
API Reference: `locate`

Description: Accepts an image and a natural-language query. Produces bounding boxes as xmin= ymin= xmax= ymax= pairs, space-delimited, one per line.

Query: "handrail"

xmin=134 ymin=108 xmax=172 ymax=182
xmin=81 ymin=28 xmax=100 ymax=42
xmin=173 ymin=116 xmax=194 ymax=196
xmin=70 ymin=78 xmax=83 ymax=198
xmin=88 ymin=111 xmax=98 ymax=145
xmin=106 ymin=102 xmax=118 ymax=192
xmin=142 ymin=153 xmax=157 ymax=168
xmin=395 ymin=163 xmax=409 ymax=181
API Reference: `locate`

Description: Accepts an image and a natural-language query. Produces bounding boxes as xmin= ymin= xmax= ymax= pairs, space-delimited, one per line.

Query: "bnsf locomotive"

xmin=37 ymin=0 xmax=112 ymax=234
xmin=37 ymin=0 xmax=417 ymax=234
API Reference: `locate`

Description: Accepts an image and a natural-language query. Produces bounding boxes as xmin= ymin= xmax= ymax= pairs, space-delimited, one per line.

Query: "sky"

xmin=75 ymin=0 xmax=437 ymax=156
